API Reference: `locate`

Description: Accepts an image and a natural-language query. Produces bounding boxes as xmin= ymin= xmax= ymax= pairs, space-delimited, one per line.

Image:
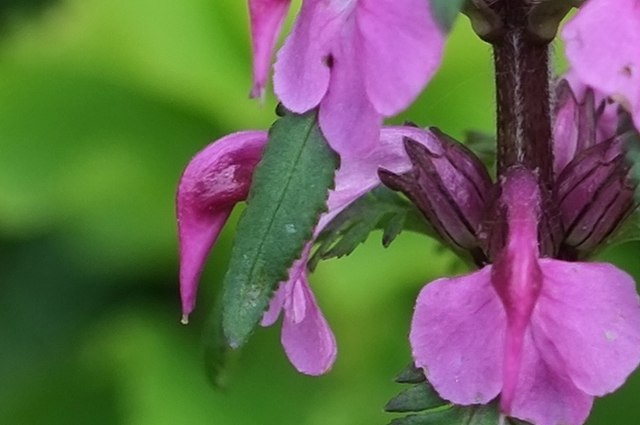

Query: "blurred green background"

xmin=1 ymin=1 xmax=639 ymax=424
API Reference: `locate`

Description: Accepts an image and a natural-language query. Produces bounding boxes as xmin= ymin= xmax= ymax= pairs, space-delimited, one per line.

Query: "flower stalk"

xmin=491 ymin=0 xmax=554 ymax=187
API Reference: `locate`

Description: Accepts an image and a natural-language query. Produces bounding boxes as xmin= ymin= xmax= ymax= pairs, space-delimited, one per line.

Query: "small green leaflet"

xmin=626 ymin=130 xmax=640 ymax=202
xmin=386 ymin=364 xmax=532 ymax=425
xmin=430 ymin=0 xmax=466 ymax=32
xmin=222 ymin=109 xmax=338 ymax=348
xmin=309 ymin=186 xmax=431 ymax=271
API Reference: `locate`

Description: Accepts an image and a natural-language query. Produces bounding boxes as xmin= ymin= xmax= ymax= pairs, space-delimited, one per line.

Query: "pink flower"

xmin=248 ymin=0 xmax=291 ymax=99
xmin=272 ymin=0 xmax=444 ymax=157
xmin=562 ymin=0 xmax=640 ymax=130
xmin=410 ymin=167 xmax=640 ymax=425
xmin=177 ymin=125 xmax=443 ymax=374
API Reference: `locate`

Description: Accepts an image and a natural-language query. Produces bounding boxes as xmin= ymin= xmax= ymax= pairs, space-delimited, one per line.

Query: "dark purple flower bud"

xmin=553 ymin=80 xmax=600 ymax=176
xmin=556 ymin=136 xmax=637 ymax=258
xmin=378 ymin=129 xmax=493 ymax=263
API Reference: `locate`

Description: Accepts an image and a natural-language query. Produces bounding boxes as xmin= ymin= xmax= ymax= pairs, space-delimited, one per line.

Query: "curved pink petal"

xmin=357 ymin=0 xmax=444 ymax=115
xmin=248 ymin=0 xmax=292 ymax=99
xmin=281 ymin=272 xmax=337 ymax=375
xmin=563 ymin=0 xmax=640 ymax=129
xmin=273 ymin=0 xmax=347 ymax=112
xmin=410 ymin=266 xmax=505 ymax=405
xmin=508 ymin=329 xmax=593 ymax=425
xmin=177 ymin=131 xmax=267 ymax=320
xmin=533 ymin=259 xmax=640 ymax=396
xmin=318 ymin=34 xmax=382 ymax=158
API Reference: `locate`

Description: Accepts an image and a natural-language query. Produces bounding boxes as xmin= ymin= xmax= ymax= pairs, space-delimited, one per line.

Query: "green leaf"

xmin=389 ymin=407 xmax=460 ymax=425
xmin=626 ymin=131 xmax=640 ymax=201
xmin=385 ymin=383 xmax=446 ymax=413
xmin=430 ymin=0 xmax=466 ymax=32
xmin=395 ymin=363 xmax=427 ymax=384
xmin=465 ymin=131 xmax=496 ymax=171
xmin=309 ymin=187 xmax=431 ymax=271
xmin=386 ymin=364 xmax=534 ymax=425
xmin=222 ymin=110 xmax=338 ymax=348
xmin=388 ymin=403 xmax=506 ymax=425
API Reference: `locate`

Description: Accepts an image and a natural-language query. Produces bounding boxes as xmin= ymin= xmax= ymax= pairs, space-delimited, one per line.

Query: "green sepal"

xmin=430 ymin=0 xmax=466 ymax=32
xmin=222 ymin=109 xmax=339 ymax=348
xmin=395 ymin=363 xmax=427 ymax=384
xmin=386 ymin=364 xmax=533 ymax=425
xmin=309 ymin=186 xmax=431 ymax=271
xmin=385 ymin=383 xmax=447 ymax=413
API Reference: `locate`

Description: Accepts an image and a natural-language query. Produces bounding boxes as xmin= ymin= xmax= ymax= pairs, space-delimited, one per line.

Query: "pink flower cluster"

xmin=249 ymin=0 xmax=444 ymax=157
xmin=176 ymin=1 xmax=640 ymax=424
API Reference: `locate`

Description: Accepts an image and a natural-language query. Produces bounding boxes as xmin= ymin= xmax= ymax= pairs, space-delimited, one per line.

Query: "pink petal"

xmin=563 ymin=0 xmax=640 ymax=129
xmin=410 ymin=266 xmax=505 ymax=405
xmin=273 ymin=0 xmax=347 ymax=112
xmin=248 ymin=0 xmax=292 ymax=99
xmin=508 ymin=329 xmax=593 ymax=425
xmin=318 ymin=126 xmax=442 ymax=229
xmin=318 ymin=33 xmax=382 ymax=158
xmin=177 ymin=131 xmax=267 ymax=320
xmin=281 ymin=272 xmax=337 ymax=375
xmin=260 ymin=282 xmax=287 ymax=326
xmin=533 ymin=259 xmax=640 ymax=396
xmin=357 ymin=0 xmax=444 ymax=115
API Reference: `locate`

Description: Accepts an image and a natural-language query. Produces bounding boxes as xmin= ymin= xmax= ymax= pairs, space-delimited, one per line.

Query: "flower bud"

xmin=378 ymin=129 xmax=492 ymax=262
xmin=557 ymin=136 xmax=637 ymax=258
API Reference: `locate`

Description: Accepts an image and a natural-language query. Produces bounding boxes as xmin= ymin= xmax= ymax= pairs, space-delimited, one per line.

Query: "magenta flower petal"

xmin=274 ymin=0 xmax=444 ymax=156
xmin=177 ymin=131 xmax=267 ymax=321
xmin=508 ymin=330 xmax=593 ymax=425
xmin=534 ymin=259 xmax=640 ymax=396
xmin=563 ymin=0 xmax=640 ymax=129
xmin=261 ymin=282 xmax=287 ymax=326
xmin=248 ymin=0 xmax=292 ymax=99
xmin=410 ymin=266 xmax=505 ymax=405
xmin=280 ymin=259 xmax=337 ymax=375
xmin=357 ymin=0 xmax=444 ymax=115
xmin=273 ymin=0 xmax=345 ymax=112
xmin=319 ymin=126 xmax=442 ymax=228
xmin=318 ymin=37 xmax=382 ymax=157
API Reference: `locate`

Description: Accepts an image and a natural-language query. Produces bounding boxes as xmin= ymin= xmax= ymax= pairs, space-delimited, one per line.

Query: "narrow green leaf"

xmin=388 ymin=407 xmax=461 ymax=425
xmin=385 ymin=383 xmax=447 ymax=413
xmin=460 ymin=403 xmax=500 ymax=425
xmin=222 ymin=110 xmax=338 ymax=348
xmin=430 ymin=0 xmax=466 ymax=32
xmin=395 ymin=363 xmax=426 ymax=384
xmin=309 ymin=186 xmax=431 ymax=270
xmin=625 ymin=131 xmax=640 ymax=202
xmin=465 ymin=130 xmax=496 ymax=171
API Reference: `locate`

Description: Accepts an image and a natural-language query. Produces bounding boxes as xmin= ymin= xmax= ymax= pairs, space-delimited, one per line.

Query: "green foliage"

xmin=309 ymin=187 xmax=431 ymax=271
xmin=385 ymin=383 xmax=446 ymax=413
xmin=222 ymin=110 xmax=339 ymax=348
xmin=386 ymin=365 xmax=531 ymax=425
xmin=430 ymin=0 xmax=466 ymax=32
